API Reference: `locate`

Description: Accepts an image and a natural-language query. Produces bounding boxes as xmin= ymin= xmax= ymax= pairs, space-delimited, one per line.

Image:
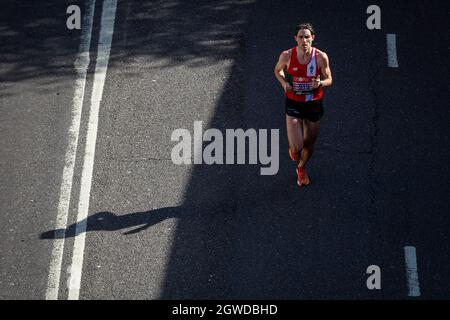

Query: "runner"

xmin=274 ymin=22 xmax=333 ymax=187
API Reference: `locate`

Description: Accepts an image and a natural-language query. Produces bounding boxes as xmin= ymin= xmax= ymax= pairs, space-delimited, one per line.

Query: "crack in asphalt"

xmin=368 ymin=54 xmax=382 ymax=216
xmin=106 ymin=157 xmax=173 ymax=162
xmin=316 ymin=147 xmax=372 ymax=155
xmin=367 ymin=38 xmax=386 ymax=300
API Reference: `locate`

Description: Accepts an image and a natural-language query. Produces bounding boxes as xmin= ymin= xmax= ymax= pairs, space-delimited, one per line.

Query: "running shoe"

xmin=296 ymin=166 xmax=311 ymax=187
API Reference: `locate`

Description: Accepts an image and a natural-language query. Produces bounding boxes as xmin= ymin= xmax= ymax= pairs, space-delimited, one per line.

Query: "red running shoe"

xmin=296 ymin=166 xmax=311 ymax=187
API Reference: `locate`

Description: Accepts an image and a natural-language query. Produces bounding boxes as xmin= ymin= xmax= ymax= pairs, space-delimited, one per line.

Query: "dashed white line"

xmin=386 ymin=34 xmax=399 ymax=68
xmin=67 ymin=0 xmax=118 ymax=300
xmin=404 ymin=246 xmax=421 ymax=297
xmin=45 ymin=0 xmax=96 ymax=300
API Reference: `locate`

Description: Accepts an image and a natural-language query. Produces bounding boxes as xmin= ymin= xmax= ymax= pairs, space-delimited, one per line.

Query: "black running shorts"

xmin=285 ymin=98 xmax=324 ymax=122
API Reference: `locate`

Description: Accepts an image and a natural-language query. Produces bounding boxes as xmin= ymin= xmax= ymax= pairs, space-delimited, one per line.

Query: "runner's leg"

xmin=299 ymin=119 xmax=320 ymax=168
xmin=286 ymin=115 xmax=303 ymax=165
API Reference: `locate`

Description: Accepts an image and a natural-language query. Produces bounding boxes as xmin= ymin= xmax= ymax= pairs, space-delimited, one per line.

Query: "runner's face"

xmin=295 ymin=29 xmax=314 ymax=51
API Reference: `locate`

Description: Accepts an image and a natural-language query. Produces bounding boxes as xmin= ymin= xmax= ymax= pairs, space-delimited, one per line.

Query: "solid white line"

xmin=404 ymin=246 xmax=421 ymax=297
xmin=45 ymin=0 xmax=96 ymax=300
xmin=67 ymin=0 xmax=118 ymax=300
xmin=386 ymin=34 xmax=399 ymax=68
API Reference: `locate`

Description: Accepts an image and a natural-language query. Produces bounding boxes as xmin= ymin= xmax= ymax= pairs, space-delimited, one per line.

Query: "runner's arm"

xmin=319 ymin=52 xmax=332 ymax=87
xmin=274 ymin=51 xmax=292 ymax=92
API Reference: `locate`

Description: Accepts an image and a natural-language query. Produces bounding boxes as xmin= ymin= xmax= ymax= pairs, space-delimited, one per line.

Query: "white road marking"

xmin=404 ymin=246 xmax=421 ymax=297
xmin=45 ymin=0 xmax=96 ymax=300
xmin=386 ymin=34 xmax=399 ymax=68
xmin=67 ymin=0 xmax=118 ymax=300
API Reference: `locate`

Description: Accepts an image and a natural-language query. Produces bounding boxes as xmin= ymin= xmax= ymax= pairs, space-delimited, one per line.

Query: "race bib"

xmin=292 ymin=77 xmax=313 ymax=95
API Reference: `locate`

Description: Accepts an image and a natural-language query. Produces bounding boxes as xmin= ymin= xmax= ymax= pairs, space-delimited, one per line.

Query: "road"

xmin=1 ymin=0 xmax=449 ymax=299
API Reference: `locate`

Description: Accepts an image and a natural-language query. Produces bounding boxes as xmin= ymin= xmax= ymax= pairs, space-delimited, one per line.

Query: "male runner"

xmin=274 ymin=23 xmax=332 ymax=187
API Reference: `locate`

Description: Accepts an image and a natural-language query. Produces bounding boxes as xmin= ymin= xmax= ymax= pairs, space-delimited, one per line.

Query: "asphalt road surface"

xmin=1 ymin=0 xmax=449 ymax=300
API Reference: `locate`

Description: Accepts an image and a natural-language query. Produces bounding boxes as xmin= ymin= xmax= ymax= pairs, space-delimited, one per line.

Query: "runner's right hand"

xmin=283 ymin=82 xmax=293 ymax=92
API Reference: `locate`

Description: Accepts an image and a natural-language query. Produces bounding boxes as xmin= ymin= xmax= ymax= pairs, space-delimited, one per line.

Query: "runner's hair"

xmin=295 ymin=23 xmax=315 ymax=36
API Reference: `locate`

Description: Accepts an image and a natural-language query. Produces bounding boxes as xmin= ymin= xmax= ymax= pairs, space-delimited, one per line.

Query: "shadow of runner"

xmin=40 ymin=207 xmax=180 ymax=239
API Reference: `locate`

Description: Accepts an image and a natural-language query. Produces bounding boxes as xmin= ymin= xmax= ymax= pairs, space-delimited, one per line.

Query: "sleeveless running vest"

xmin=285 ymin=46 xmax=323 ymax=102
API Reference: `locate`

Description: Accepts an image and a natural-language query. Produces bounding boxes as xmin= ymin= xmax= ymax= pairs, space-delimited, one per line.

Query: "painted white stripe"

xmin=45 ymin=0 xmax=96 ymax=300
xmin=404 ymin=246 xmax=421 ymax=297
xmin=67 ymin=0 xmax=118 ymax=300
xmin=386 ymin=34 xmax=399 ymax=68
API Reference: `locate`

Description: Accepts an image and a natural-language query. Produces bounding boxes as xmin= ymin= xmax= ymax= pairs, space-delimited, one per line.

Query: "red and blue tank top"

xmin=285 ymin=46 xmax=323 ymax=102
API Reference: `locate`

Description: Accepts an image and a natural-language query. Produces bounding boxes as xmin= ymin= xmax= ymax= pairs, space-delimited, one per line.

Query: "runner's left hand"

xmin=310 ymin=76 xmax=321 ymax=89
